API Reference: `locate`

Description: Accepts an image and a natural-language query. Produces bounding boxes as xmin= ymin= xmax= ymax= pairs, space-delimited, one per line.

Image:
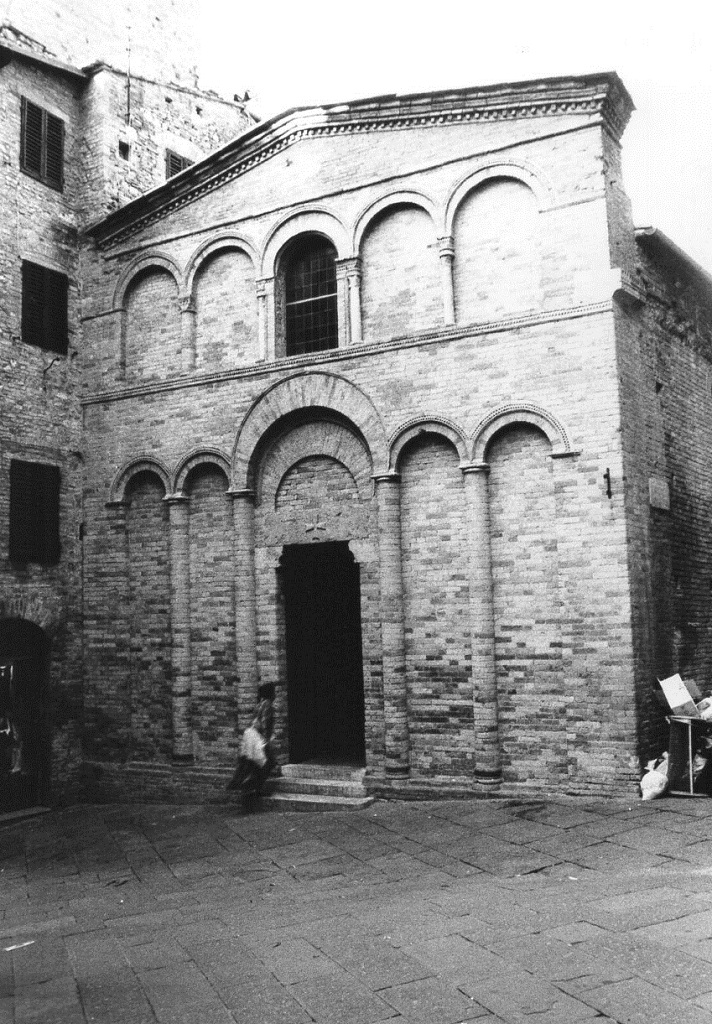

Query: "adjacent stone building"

xmin=3 ymin=3 xmax=712 ymax=809
xmin=0 ymin=2 xmax=251 ymax=810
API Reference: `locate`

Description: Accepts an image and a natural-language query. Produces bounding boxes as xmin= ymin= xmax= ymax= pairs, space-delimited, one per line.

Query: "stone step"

xmin=268 ymin=776 xmax=368 ymax=799
xmin=263 ymin=791 xmax=375 ymax=812
xmin=280 ymin=763 xmax=366 ymax=782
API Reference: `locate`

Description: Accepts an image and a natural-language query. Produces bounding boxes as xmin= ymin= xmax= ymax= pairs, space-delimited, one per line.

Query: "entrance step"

xmin=264 ymin=764 xmax=374 ymax=812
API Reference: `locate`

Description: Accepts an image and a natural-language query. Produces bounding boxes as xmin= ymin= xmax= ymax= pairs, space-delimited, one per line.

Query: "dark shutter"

xmin=44 ymin=113 xmax=64 ymax=189
xmin=9 ymin=461 xmax=61 ymax=566
xmin=21 ymin=98 xmax=43 ymax=177
xmin=165 ymin=149 xmax=193 ymax=178
xmin=20 ymin=97 xmax=64 ymax=190
xmin=21 ymin=261 xmax=69 ymax=354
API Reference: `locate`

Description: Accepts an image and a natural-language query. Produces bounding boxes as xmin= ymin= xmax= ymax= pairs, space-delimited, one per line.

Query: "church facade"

xmin=4 ymin=3 xmax=712 ymax=807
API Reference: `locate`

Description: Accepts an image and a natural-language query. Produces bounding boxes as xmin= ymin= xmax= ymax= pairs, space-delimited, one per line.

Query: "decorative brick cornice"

xmin=87 ymin=73 xmax=632 ymax=249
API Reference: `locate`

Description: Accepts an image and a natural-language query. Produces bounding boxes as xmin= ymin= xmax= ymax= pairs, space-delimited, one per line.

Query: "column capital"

xmin=256 ymin=276 xmax=274 ymax=296
xmin=438 ymin=235 xmax=455 ymax=258
xmin=372 ymin=471 xmax=401 ymax=485
xmin=336 ymin=256 xmax=362 ymax=277
xmin=227 ymin=488 xmax=255 ymax=503
xmin=178 ymin=294 xmax=196 ymax=314
xmin=163 ymin=491 xmax=189 ymax=505
xmin=460 ymin=462 xmax=490 ymax=476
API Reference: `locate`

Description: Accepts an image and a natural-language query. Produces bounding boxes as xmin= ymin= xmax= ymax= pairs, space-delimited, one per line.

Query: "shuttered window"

xmin=21 ymin=261 xmax=68 ymax=354
xmin=9 ymin=461 xmax=61 ymax=566
xmin=20 ymin=98 xmax=64 ymax=190
xmin=165 ymin=149 xmax=193 ymax=178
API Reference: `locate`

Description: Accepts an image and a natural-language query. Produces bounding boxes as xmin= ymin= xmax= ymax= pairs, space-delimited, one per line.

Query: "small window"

xmin=284 ymin=236 xmax=338 ymax=355
xmin=165 ymin=149 xmax=193 ymax=178
xmin=20 ymin=97 xmax=64 ymax=190
xmin=21 ymin=261 xmax=68 ymax=354
xmin=9 ymin=460 xmax=61 ymax=566
xmin=118 ymin=140 xmax=130 ymax=160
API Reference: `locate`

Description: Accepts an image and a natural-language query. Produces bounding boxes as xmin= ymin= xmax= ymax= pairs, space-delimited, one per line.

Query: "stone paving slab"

xmin=4 ymin=795 xmax=712 ymax=1022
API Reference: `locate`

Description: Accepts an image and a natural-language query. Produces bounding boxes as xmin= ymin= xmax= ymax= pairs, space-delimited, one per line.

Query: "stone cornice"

xmin=81 ymin=300 xmax=612 ymax=407
xmin=86 ymin=72 xmax=633 ymax=250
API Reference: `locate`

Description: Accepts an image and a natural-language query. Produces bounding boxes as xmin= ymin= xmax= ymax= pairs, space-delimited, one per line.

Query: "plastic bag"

xmin=240 ymin=725 xmax=267 ymax=767
xmin=640 ymin=751 xmax=669 ymax=800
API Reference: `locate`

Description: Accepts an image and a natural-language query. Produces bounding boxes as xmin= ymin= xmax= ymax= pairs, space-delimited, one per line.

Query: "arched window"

xmin=283 ymin=236 xmax=338 ymax=355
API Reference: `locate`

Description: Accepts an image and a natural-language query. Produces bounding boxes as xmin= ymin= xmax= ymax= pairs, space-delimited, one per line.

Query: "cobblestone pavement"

xmin=4 ymin=794 xmax=712 ymax=1023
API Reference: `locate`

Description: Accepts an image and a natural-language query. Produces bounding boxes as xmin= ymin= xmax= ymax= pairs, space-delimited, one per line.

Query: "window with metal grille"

xmin=21 ymin=261 xmax=68 ymax=355
xmin=165 ymin=149 xmax=194 ymax=178
xmin=20 ymin=98 xmax=64 ymax=190
xmin=9 ymin=461 xmax=61 ymax=566
xmin=284 ymin=237 xmax=338 ymax=355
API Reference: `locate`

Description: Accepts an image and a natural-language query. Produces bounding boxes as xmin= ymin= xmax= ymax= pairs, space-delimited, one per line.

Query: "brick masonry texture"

xmin=4 ymin=16 xmax=710 ymax=806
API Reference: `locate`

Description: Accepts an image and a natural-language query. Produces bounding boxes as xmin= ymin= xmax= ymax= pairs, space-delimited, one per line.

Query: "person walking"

xmin=228 ymin=683 xmax=275 ymax=812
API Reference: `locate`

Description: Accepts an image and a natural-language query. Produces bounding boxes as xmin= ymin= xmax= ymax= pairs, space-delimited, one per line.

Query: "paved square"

xmin=3 ymin=794 xmax=712 ymax=1022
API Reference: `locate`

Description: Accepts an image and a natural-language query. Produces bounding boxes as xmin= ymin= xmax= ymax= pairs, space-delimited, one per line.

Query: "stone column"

xmin=256 ymin=279 xmax=268 ymax=362
xmin=374 ymin=472 xmax=410 ymax=777
xmin=337 ymin=257 xmax=363 ymax=344
xmin=230 ymin=489 xmax=259 ymax=732
xmin=165 ymin=493 xmax=192 ymax=761
xmin=257 ymin=277 xmax=276 ymax=361
xmin=462 ymin=464 xmax=501 ymax=782
xmin=438 ymin=235 xmax=456 ymax=325
xmin=335 ymin=260 xmax=350 ymax=347
xmin=179 ymin=294 xmax=197 ymax=372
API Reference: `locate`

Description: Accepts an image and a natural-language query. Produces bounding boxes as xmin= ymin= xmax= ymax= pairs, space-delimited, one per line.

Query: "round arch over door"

xmin=0 ymin=619 xmax=50 ymax=813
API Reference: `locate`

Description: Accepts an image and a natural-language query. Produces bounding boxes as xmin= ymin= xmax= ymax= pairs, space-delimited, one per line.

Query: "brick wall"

xmin=195 ymin=249 xmax=258 ymax=372
xmin=124 ymin=268 xmax=182 ymax=381
xmin=488 ymin=424 xmax=566 ymax=788
xmin=400 ymin=435 xmax=472 ymax=778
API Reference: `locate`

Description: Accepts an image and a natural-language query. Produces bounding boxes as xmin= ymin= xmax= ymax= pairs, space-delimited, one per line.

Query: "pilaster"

xmin=165 ymin=493 xmax=192 ymax=761
xmin=229 ymin=488 xmax=259 ymax=731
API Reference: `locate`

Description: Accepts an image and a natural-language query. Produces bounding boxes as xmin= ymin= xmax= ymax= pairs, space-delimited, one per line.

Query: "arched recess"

xmin=353 ymin=190 xmax=437 ymax=254
xmin=174 ymin=449 xmax=231 ymax=495
xmin=185 ymin=235 xmax=258 ymax=296
xmin=471 ymin=404 xmax=571 ymax=464
xmin=359 ymin=200 xmax=442 ymax=340
xmin=113 ymin=252 xmax=183 ymax=311
xmin=187 ymin=237 xmax=259 ymax=371
xmin=122 ymin=264 xmax=182 ymax=381
xmin=444 ymin=161 xmax=552 ymax=235
xmin=390 ymin=417 xmax=468 ymax=473
xmin=233 ymin=371 xmax=387 ymax=489
xmin=109 ymin=458 xmax=171 ymax=504
xmin=451 ymin=174 xmax=542 ymax=323
xmin=260 ymin=209 xmax=350 ymax=277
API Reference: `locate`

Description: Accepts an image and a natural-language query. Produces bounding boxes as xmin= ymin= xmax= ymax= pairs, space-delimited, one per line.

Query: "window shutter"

xmin=9 ymin=461 xmax=60 ymax=566
xmin=44 ymin=113 xmax=64 ymax=189
xmin=21 ymin=98 xmax=43 ymax=177
xmin=21 ymin=261 xmax=45 ymax=348
xmin=45 ymin=268 xmax=68 ymax=354
xmin=165 ymin=149 xmax=193 ymax=178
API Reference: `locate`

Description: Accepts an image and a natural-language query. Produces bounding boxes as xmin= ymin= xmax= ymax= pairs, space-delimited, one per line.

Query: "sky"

xmin=198 ymin=0 xmax=712 ymax=274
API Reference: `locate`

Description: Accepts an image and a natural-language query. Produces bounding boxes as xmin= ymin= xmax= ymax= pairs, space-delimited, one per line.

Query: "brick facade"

xmin=4 ymin=9 xmax=712 ymax=806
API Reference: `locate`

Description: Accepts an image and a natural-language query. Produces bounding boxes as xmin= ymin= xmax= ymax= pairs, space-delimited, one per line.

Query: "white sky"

xmin=198 ymin=0 xmax=712 ymax=274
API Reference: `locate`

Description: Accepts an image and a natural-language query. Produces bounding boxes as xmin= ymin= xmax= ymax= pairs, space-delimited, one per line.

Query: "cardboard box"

xmin=658 ymin=674 xmax=711 ymax=718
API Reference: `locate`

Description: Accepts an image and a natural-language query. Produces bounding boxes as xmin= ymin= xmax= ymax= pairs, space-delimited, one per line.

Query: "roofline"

xmin=87 ymin=70 xmax=633 ymax=245
xmin=0 ymin=38 xmax=87 ymax=81
xmin=635 ymin=226 xmax=712 ymax=289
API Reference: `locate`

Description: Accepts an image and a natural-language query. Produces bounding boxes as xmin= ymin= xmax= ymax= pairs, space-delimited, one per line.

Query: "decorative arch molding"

xmin=174 ymin=448 xmax=232 ymax=494
xmin=471 ymin=403 xmax=571 ymax=463
xmin=258 ymin=421 xmax=373 ymax=507
xmin=109 ymin=457 xmax=172 ymax=504
xmin=0 ymin=591 xmax=63 ymax=635
xmin=113 ymin=251 xmax=183 ymax=309
xmin=260 ymin=208 xmax=351 ymax=276
xmin=233 ymin=370 xmax=388 ymax=489
xmin=389 ymin=416 xmax=468 ymax=471
xmin=444 ymin=160 xmax=554 ymax=234
xmin=353 ymin=190 xmax=438 ymax=253
xmin=185 ymin=233 xmax=259 ymax=297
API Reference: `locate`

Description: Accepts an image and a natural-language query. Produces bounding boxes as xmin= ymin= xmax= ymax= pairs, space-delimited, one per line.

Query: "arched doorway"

xmin=280 ymin=542 xmax=366 ymax=764
xmin=0 ymin=619 xmax=50 ymax=813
